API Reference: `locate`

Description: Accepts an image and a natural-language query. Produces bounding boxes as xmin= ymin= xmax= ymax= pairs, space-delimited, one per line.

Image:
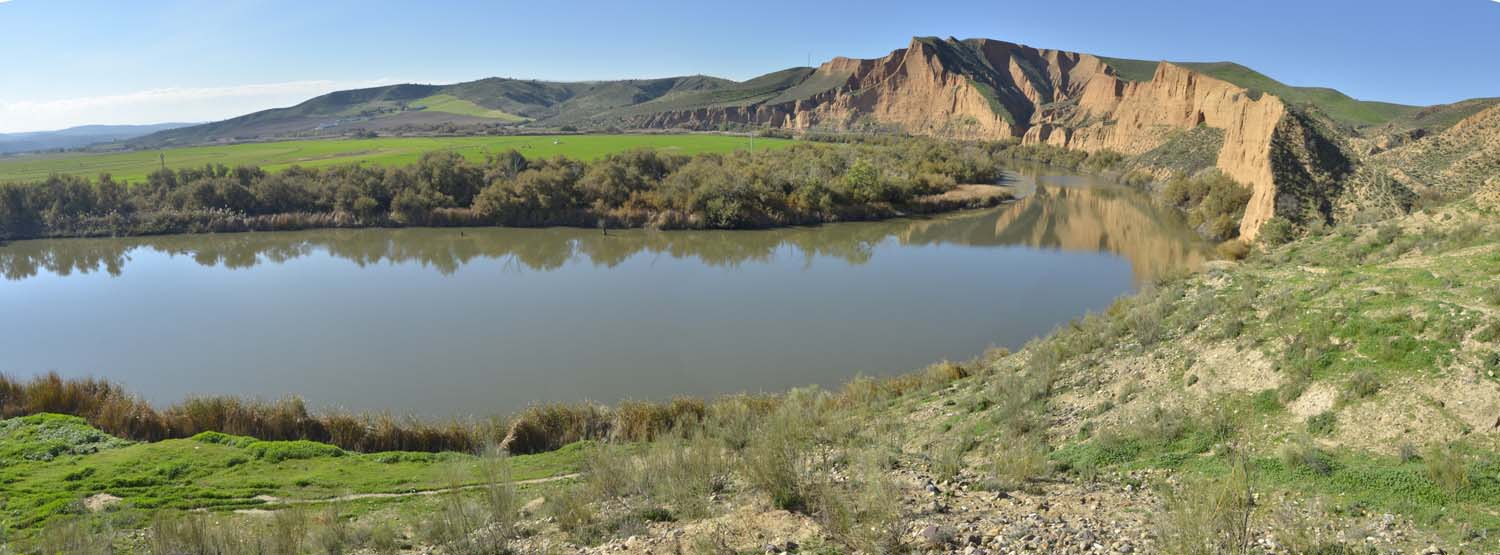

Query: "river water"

xmin=0 ymin=169 xmax=1209 ymax=417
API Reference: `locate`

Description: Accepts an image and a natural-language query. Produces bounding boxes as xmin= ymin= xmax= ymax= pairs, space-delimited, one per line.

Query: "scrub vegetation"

xmin=0 ymin=136 xmax=1017 ymax=241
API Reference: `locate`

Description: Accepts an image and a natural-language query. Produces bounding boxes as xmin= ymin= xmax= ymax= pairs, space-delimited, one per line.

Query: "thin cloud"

xmin=0 ymin=78 xmax=406 ymax=133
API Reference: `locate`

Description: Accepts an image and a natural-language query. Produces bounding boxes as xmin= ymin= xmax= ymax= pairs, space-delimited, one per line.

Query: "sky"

xmin=1 ymin=0 xmax=1498 ymax=133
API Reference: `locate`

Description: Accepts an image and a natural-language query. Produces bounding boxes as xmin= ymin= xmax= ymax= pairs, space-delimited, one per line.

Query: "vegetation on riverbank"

xmin=0 ymin=135 xmax=788 ymax=184
xmin=0 ymin=137 xmax=1018 ymax=241
xmin=5 ymin=198 xmax=1499 ymax=553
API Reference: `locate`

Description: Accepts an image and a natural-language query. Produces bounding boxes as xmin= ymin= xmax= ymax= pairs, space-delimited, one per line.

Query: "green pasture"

xmin=0 ymin=134 xmax=791 ymax=184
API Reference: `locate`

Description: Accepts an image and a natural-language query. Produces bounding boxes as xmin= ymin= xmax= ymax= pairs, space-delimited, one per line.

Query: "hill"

xmin=0 ymin=123 xmax=192 ymax=155
xmin=129 ymin=75 xmax=768 ymax=147
xmin=1368 ymin=103 xmax=1500 ymax=198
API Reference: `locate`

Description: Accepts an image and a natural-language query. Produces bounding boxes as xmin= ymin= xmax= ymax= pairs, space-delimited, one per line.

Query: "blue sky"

xmin=1 ymin=0 xmax=1498 ymax=132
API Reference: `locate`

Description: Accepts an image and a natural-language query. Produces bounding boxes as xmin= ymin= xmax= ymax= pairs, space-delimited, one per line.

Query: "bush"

xmin=742 ymin=393 xmax=823 ymax=513
xmin=1259 ymin=216 xmax=1297 ymax=246
xmin=1155 ymin=455 xmax=1254 ymax=555
xmin=1424 ymin=444 xmax=1470 ymax=496
xmin=191 ymin=430 xmax=256 ymax=448
xmin=1307 ymin=411 xmax=1338 ymax=436
xmin=1280 ymin=438 xmax=1334 ymax=475
xmin=1216 ymin=239 xmax=1250 ymax=261
xmin=987 ymin=435 xmax=1049 ymax=491
xmin=1161 ymin=172 xmax=1253 ymax=241
xmin=247 ymin=440 xmax=344 ymax=462
xmin=1341 ymin=372 xmax=1381 ymax=402
xmin=810 ymin=451 xmax=907 ymax=554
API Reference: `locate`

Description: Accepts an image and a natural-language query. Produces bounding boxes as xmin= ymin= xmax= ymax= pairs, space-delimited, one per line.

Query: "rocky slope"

xmin=626 ymin=37 xmax=1356 ymax=240
xmin=1368 ymin=103 xmax=1500 ymax=199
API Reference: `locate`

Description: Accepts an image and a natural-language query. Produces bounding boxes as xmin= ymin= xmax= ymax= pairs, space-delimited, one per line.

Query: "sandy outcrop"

xmin=632 ymin=37 xmax=1353 ymax=240
xmin=1030 ymin=62 xmax=1288 ymax=239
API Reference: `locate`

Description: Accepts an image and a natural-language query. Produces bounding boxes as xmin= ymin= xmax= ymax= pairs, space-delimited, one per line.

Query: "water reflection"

xmin=1 ymin=180 xmax=1210 ymax=416
xmin=1 ymin=185 xmax=1205 ymax=283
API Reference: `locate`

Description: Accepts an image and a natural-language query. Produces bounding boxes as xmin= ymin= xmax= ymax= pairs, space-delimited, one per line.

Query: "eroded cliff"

xmin=631 ymin=37 xmax=1351 ymax=240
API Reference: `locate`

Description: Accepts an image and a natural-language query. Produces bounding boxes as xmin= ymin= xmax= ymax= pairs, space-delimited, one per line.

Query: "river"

xmin=0 ymin=169 xmax=1209 ymax=417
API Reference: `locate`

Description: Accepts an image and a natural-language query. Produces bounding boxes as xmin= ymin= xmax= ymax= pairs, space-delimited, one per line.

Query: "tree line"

xmin=0 ymin=138 xmax=1018 ymax=241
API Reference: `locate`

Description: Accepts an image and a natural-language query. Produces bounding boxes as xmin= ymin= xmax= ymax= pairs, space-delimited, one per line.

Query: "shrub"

xmin=1161 ymin=172 xmax=1253 ymax=241
xmin=643 ymin=432 xmax=729 ymax=519
xmin=1425 ymin=444 xmax=1470 ymax=496
xmin=247 ymin=440 xmax=344 ymax=463
xmin=811 ymin=451 xmax=907 ymax=554
xmin=742 ymin=398 xmax=820 ymax=513
xmin=1306 ymin=411 xmax=1337 ymax=436
xmin=1280 ymin=438 xmax=1334 ymax=476
xmin=1259 ymin=217 xmax=1297 ymax=246
xmin=987 ymin=435 xmax=1049 ymax=491
xmin=932 ymin=435 xmax=975 ymax=482
xmin=1216 ymin=239 xmax=1250 ymax=261
xmin=1155 ymin=455 xmax=1254 ymax=555
xmin=191 ymin=430 xmax=256 ymax=448
xmin=1341 ymin=372 xmax=1381 ymax=402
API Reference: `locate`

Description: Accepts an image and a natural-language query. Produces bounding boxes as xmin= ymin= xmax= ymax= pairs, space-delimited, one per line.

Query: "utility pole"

xmin=159 ymin=153 xmax=166 ymax=172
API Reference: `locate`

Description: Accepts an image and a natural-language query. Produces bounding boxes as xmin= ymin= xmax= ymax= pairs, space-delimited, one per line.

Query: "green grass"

xmin=0 ymin=134 xmax=791 ymax=184
xmin=0 ymin=414 xmax=584 ymax=531
xmin=413 ymin=94 xmax=528 ymax=122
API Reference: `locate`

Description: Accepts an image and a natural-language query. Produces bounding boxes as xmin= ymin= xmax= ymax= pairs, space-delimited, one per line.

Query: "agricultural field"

xmin=412 ymin=94 xmax=528 ymax=122
xmin=0 ymin=134 xmax=790 ymax=184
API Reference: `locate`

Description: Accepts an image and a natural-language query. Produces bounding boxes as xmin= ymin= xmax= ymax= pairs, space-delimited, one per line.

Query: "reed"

xmin=0 ymin=343 xmax=989 ymax=456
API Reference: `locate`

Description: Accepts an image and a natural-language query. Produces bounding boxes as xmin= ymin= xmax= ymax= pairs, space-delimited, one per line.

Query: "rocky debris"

xmin=83 ymin=493 xmax=121 ymax=512
xmin=520 ymin=496 xmax=547 ymax=516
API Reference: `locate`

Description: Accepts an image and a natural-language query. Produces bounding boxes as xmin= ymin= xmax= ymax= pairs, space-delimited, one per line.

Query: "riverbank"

xmin=0 ymin=138 xmax=1021 ymax=242
xmin=0 ymin=184 xmax=1015 ymax=242
xmin=5 ymin=200 xmax=1498 ymax=553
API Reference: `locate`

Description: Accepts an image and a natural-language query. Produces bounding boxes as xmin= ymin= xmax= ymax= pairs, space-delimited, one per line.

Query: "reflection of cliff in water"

xmin=0 ymin=184 xmax=1207 ymax=282
xmin=977 ymin=185 xmax=1208 ymax=282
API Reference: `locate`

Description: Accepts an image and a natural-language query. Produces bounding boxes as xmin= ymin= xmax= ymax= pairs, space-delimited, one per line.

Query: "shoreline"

xmin=0 ymin=184 xmax=1016 ymax=244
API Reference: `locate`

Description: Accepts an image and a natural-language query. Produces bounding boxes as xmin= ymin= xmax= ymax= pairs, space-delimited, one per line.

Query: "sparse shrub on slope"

xmin=1161 ymin=171 xmax=1253 ymax=241
xmin=1155 ymin=455 xmax=1254 ymax=555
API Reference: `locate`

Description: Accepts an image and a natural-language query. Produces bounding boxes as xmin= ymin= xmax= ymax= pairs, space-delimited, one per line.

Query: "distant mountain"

xmin=129 ymin=75 xmax=751 ymax=147
xmin=0 ymin=123 xmax=194 ymax=155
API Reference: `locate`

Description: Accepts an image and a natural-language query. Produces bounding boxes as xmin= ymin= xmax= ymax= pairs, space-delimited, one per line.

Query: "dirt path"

xmin=231 ymin=473 xmax=580 ymax=514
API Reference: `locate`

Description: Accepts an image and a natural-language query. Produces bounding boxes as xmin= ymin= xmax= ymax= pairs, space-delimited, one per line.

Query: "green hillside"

xmin=412 ymin=94 xmax=528 ymax=122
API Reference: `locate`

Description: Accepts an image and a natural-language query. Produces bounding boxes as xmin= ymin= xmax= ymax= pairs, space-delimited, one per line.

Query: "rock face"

xmin=634 ymin=37 xmax=1346 ymax=240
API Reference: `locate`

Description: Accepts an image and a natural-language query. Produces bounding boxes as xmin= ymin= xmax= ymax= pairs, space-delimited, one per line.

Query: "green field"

xmin=414 ymin=94 xmax=528 ymax=122
xmin=0 ymin=134 xmax=791 ymax=184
